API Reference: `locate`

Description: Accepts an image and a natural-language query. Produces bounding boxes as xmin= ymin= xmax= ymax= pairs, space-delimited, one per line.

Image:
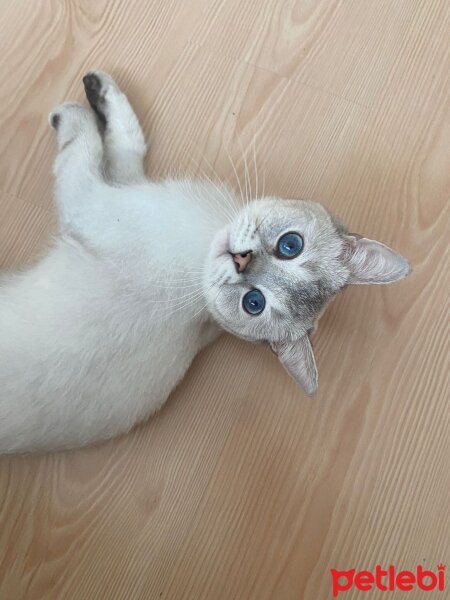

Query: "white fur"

xmin=0 ymin=178 xmax=229 ymax=452
xmin=0 ymin=74 xmax=229 ymax=452
xmin=0 ymin=72 xmax=411 ymax=453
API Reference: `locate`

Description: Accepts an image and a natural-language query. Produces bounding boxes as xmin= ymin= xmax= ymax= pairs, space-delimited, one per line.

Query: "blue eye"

xmin=242 ymin=289 xmax=266 ymax=315
xmin=276 ymin=232 xmax=303 ymax=259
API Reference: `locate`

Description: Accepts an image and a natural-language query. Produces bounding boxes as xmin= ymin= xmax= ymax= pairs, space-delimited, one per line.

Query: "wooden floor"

xmin=1 ymin=1 xmax=449 ymax=598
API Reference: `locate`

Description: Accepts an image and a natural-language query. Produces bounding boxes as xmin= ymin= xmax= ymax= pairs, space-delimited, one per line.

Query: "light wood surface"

xmin=1 ymin=1 xmax=449 ymax=599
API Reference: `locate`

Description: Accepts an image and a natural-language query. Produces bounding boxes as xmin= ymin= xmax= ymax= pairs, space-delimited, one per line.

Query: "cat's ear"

xmin=270 ymin=335 xmax=318 ymax=395
xmin=342 ymin=234 xmax=411 ymax=285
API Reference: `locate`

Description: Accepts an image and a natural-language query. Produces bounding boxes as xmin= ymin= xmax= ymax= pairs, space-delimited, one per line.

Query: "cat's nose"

xmin=231 ymin=251 xmax=252 ymax=273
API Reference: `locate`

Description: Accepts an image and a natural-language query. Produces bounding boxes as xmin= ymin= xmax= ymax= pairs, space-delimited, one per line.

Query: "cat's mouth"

xmin=206 ymin=227 xmax=244 ymax=288
xmin=229 ymin=251 xmax=253 ymax=273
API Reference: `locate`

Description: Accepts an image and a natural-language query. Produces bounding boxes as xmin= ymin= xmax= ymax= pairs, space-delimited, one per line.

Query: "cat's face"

xmin=204 ymin=198 xmax=411 ymax=394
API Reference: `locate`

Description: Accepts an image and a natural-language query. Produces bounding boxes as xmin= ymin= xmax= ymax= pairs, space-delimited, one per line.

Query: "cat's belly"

xmin=0 ymin=242 xmax=210 ymax=452
xmin=1 ymin=313 xmax=204 ymax=452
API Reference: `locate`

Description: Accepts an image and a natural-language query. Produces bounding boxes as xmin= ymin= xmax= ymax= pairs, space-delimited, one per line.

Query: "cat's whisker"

xmin=166 ymin=266 xmax=205 ymax=273
xmin=181 ymin=146 xmax=236 ymax=222
xmin=157 ymin=273 xmax=204 ymax=279
xmin=167 ymin=282 xmax=220 ymax=325
xmin=188 ymin=156 xmax=237 ymax=222
xmin=189 ymin=146 xmax=241 ymax=218
xmin=165 ymin=270 xmax=204 ymax=275
xmin=185 ymin=177 xmax=233 ymax=225
xmin=177 ymin=176 xmax=227 ymax=228
xmin=182 ymin=298 xmax=208 ymax=323
xmin=184 ymin=286 xmax=222 ymax=325
xmin=252 ymin=134 xmax=259 ymax=201
xmin=159 ymin=277 xmax=205 ymax=284
xmin=150 ymin=282 xmax=203 ymax=289
xmin=149 ymin=273 xmax=205 ymax=287
xmin=152 ymin=277 xmax=202 ymax=289
xmin=146 ymin=286 xmax=206 ymax=304
xmin=173 ymin=152 xmax=232 ymax=225
xmin=225 ymin=147 xmax=246 ymax=210
xmin=149 ymin=270 xmax=205 ymax=282
xmin=208 ymin=174 xmax=240 ymax=219
xmin=236 ymin=131 xmax=251 ymax=208
xmin=160 ymin=288 xmax=208 ymax=317
xmin=202 ymin=181 xmax=236 ymax=222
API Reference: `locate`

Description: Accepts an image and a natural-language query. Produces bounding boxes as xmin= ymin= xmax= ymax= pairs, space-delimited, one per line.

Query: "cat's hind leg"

xmin=49 ymin=102 xmax=105 ymax=231
xmin=83 ymin=71 xmax=147 ymax=185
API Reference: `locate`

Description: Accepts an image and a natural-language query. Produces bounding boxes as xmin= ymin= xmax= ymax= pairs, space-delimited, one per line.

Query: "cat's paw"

xmin=48 ymin=102 xmax=98 ymax=150
xmin=83 ymin=71 xmax=120 ymax=127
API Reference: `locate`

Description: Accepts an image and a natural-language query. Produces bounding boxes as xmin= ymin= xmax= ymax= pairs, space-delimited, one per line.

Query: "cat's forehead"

xmin=241 ymin=198 xmax=332 ymax=235
xmin=230 ymin=199 xmax=339 ymax=258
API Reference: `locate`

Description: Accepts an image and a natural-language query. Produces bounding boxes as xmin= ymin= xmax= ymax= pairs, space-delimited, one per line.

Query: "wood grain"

xmin=0 ymin=1 xmax=449 ymax=599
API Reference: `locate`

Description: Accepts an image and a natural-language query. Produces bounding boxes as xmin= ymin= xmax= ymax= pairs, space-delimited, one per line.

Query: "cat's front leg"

xmin=49 ymin=102 xmax=105 ymax=230
xmin=83 ymin=71 xmax=147 ymax=185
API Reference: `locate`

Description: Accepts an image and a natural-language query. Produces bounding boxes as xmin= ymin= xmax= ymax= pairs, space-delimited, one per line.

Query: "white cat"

xmin=0 ymin=72 xmax=411 ymax=453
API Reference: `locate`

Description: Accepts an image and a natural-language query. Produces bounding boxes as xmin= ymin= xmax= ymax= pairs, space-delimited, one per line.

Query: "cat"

xmin=0 ymin=71 xmax=411 ymax=453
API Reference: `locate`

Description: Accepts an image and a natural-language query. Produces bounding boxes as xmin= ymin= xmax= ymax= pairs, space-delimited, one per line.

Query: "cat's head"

xmin=204 ymin=198 xmax=411 ymax=394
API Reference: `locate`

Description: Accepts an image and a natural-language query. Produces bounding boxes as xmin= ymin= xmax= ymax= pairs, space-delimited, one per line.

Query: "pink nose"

xmin=231 ymin=251 xmax=252 ymax=273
